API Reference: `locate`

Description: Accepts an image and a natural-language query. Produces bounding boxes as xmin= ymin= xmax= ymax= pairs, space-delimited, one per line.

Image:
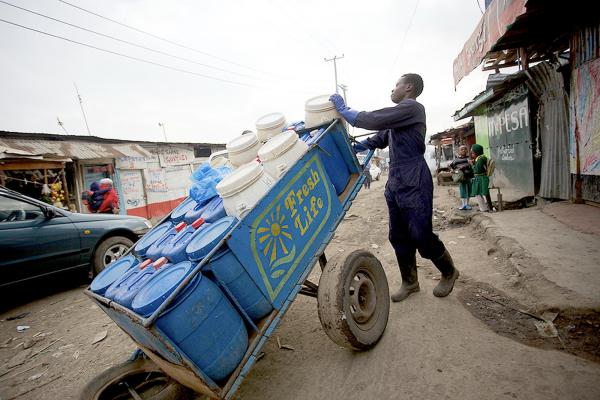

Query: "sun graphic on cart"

xmin=257 ymin=205 xmax=295 ymax=272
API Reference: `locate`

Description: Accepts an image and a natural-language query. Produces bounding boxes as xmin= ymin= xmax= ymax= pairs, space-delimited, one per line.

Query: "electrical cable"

xmin=57 ymin=0 xmax=272 ymax=76
xmin=0 ymin=17 xmax=262 ymax=88
xmin=475 ymin=0 xmax=484 ymax=14
xmin=0 ymin=0 xmax=267 ymax=81
xmin=389 ymin=0 xmax=420 ymax=76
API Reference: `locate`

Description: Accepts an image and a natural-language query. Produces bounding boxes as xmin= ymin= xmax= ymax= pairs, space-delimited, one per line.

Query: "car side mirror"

xmin=43 ymin=207 xmax=58 ymax=219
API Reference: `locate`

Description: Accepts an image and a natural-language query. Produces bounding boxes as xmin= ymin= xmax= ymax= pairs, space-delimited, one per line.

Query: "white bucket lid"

xmin=226 ymin=133 xmax=258 ymax=154
xmin=258 ymin=131 xmax=298 ymax=161
xmin=256 ymin=112 xmax=286 ymax=130
xmin=216 ymin=160 xmax=264 ymax=198
xmin=305 ymin=94 xmax=336 ymax=112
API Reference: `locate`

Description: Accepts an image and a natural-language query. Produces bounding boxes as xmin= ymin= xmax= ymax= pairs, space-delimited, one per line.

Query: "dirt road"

xmin=1 ymin=176 xmax=599 ymax=400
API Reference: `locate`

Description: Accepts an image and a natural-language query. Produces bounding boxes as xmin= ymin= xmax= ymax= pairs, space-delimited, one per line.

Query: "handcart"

xmin=83 ymin=119 xmax=390 ymax=399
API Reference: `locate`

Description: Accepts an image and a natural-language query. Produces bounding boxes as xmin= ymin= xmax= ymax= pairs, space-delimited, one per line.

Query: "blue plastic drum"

xmin=145 ymin=223 xmax=186 ymax=261
xmin=111 ymin=258 xmax=170 ymax=308
xmin=134 ymin=222 xmax=172 ymax=258
xmin=150 ymin=272 xmax=248 ymax=381
xmin=207 ymin=250 xmax=273 ymax=321
xmin=162 ymin=221 xmax=210 ymax=264
xmin=184 ymin=202 xmax=208 ymax=225
xmin=91 ymin=255 xmax=140 ymax=295
xmin=186 ymin=217 xmax=237 ymax=261
xmin=314 ymin=133 xmax=350 ymax=195
xmin=170 ymin=197 xmax=197 ymax=223
xmin=200 ymin=197 xmax=227 ymax=223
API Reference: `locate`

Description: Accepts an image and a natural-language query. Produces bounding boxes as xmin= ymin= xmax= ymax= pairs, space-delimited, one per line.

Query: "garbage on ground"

xmin=534 ymin=320 xmax=559 ymax=338
xmin=7 ymin=312 xmax=30 ymax=321
xmin=16 ymin=325 xmax=30 ymax=333
xmin=91 ymin=330 xmax=108 ymax=345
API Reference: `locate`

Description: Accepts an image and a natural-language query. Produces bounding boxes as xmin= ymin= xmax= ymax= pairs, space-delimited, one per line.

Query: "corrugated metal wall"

xmin=525 ymin=62 xmax=571 ymax=200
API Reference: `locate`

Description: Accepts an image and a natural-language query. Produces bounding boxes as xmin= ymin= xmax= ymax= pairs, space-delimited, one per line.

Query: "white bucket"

xmin=226 ymin=133 xmax=260 ymax=167
xmin=258 ymin=131 xmax=308 ymax=180
xmin=256 ymin=112 xmax=286 ymax=142
xmin=304 ymin=95 xmax=340 ymax=129
xmin=216 ymin=161 xmax=274 ymax=218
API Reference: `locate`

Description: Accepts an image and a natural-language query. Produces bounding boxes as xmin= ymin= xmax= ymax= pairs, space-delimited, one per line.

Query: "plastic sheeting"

xmin=525 ymin=62 xmax=571 ymax=200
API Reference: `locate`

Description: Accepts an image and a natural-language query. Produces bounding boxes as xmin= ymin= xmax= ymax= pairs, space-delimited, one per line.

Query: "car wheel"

xmin=93 ymin=236 xmax=134 ymax=276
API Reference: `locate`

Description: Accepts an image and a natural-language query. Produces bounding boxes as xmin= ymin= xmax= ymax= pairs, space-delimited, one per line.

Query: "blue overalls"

xmin=354 ymin=99 xmax=447 ymax=281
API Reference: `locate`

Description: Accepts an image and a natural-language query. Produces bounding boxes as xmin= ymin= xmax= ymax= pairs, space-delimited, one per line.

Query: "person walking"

xmin=330 ymin=73 xmax=459 ymax=302
xmin=362 ymin=164 xmax=372 ymax=189
xmin=96 ymin=178 xmax=120 ymax=214
xmin=450 ymin=145 xmax=473 ymax=210
xmin=469 ymin=144 xmax=490 ymax=212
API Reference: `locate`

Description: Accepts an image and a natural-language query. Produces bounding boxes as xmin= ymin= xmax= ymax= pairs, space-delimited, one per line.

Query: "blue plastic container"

xmin=207 ymin=250 xmax=273 ymax=321
xmin=131 ymin=260 xmax=195 ymax=317
xmin=91 ymin=255 xmax=140 ymax=295
xmin=186 ymin=217 xmax=237 ymax=261
xmin=162 ymin=220 xmax=210 ymax=264
xmin=152 ymin=272 xmax=248 ymax=381
xmin=315 ymin=133 xmax=350 ymax=195
xmin=200 ymin=197 xmax=227 ymax=223
xmin=104 ymin=259 xmax=150 ymax=300
xmin=134 ymin=222 xmax=172 ymax=258
xmin=170 ymin=197 xmax=197 ymax=223
xmin=112 ymin=258 xmax=171 ymax=308
xmin=145 ymin=222 xmax=187 ymax=261
xmin=183 ymin=202 xmax=208 ymax=225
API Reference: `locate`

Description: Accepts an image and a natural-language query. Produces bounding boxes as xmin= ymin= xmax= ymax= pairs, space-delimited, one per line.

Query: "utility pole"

xmin=57 ymin=117 xmax=69 ymax=135
xmin=73 ymin=82 xmax=91 ymax=135
xmin=324 ymin=54 xmax=344 ymax=93
xmin=337 ymin=83 xmax=348 ymax=103
xmin=158 ymin=122 xmax=168 ymax=142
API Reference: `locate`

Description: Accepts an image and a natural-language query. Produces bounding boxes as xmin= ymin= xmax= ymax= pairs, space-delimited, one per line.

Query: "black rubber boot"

xmin=432 ymin=250 xmax=459 ymax=297
xmin=391 ymin=254 xmax=420 ymax=302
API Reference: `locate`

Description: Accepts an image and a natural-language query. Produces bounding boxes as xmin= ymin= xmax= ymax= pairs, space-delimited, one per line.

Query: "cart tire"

xmin=317 ymin=250 xmax=390 ymax=351
xmin=80 ymin=357 xmax=193 ymax=400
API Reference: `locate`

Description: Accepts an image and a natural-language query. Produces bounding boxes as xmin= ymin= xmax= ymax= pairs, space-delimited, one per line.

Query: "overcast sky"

xmin=0 ymin=0 xmax=490 ymax=144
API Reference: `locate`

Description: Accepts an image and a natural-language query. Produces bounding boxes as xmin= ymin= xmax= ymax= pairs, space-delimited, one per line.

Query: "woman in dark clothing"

xmin=450 ymin=145 xmax=473 ymax=210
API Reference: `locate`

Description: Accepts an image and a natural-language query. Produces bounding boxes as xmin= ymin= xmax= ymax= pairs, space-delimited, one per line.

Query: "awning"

xmin=453 ymin=0 xmax=527 ymax=87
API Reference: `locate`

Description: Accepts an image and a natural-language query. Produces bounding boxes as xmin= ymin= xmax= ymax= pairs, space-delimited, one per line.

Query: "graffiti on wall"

xmin=144 ymin=168 xmax=168 ymax=192
xmin=570 ymin=58 xmax=600 ymax=175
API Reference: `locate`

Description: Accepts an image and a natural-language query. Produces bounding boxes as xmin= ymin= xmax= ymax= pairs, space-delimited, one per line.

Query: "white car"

xmin=369 ymin=165 xmax=381 ymax=181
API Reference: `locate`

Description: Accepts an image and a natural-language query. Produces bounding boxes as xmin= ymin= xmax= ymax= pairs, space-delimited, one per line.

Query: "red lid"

xmin=175 ymin=222 xmax=187 ymax=232
xmin=192 ymin=217 xmax=205 ymax=230
xmin=152 ymin=257 xmax=168 ymax=270
xmin=140 ymin=259 xmax=153 ymax=269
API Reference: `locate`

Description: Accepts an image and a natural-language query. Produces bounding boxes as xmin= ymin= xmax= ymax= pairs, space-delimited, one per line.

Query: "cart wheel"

xmin=317 ymin=250 xmax=390 ymax=351
xmin=80 ymin=357 xmax=193 ymax=400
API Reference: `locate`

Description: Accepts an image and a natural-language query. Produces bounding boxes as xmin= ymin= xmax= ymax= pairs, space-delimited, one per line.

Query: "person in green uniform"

xmin=469 ymin=144 xmax=489 ymax=212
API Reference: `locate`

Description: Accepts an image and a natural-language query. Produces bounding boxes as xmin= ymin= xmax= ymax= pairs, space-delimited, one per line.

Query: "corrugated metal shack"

xmin=428 ymin=120 xmax=475 ymax=185
xmin=0 ymin=131 xmax=224 ymax=220
xmin=452 ymin=0 xmax=599 ymax=205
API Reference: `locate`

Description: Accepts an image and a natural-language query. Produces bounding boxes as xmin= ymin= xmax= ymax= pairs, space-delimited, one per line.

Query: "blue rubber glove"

xmin=329 ymin=94 xmax=359 ymax=126
xmin=353 ymin=140 xmax=369 ymax=153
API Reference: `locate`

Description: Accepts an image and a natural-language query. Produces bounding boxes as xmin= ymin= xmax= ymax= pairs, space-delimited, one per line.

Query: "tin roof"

xmin=0 ymin=133 xmax=153 ymax=160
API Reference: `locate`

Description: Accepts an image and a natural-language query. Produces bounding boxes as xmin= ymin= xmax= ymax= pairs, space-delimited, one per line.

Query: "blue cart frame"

xmin=85 ymin=119 xmax=377 ymax=399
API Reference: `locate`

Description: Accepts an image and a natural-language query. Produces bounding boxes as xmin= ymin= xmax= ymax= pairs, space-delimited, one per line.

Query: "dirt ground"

xmin=1 ymin=174 xmax=599 ymax=400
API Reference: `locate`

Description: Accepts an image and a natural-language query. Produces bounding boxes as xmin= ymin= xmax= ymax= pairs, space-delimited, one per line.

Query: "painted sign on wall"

xmin=570 ymin=58 xmax=600 ymax=176
xmin=116 ymin=156 xmax=148 ymax=170
xmin=487 ymin=87 xmax=535 ymax=199
xmin=144 ymin=168 xmax=168 ymax=192
xmin=119 ymin=170 xmax=146 ymax=209
xmin=157 ymin=147 xmax=195 ymax=167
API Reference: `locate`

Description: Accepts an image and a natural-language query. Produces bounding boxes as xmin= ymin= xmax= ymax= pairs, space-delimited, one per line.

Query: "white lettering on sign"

xmin=488 ymin=104 xmax=529 ymax=138
xmin=157 ymin=147 xmax=195 ymax=167
xmin=498 ymin=144 xmax=516 ymax=161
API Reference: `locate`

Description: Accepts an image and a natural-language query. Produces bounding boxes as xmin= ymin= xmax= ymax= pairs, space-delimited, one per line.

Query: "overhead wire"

xmin=57 ymin=0 xmax=273 ymax=76
xmin=388 ymin=0 xmax=420 ymax=76
xmin=0 ymin=17 xmax=262 ymax=88
xmin=0 ymin=0 xmax=268 ymax=81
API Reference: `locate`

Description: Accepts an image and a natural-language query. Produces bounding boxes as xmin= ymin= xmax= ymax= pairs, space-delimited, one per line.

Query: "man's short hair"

xmin=402 ymin=73 xmax=424 ymax=97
